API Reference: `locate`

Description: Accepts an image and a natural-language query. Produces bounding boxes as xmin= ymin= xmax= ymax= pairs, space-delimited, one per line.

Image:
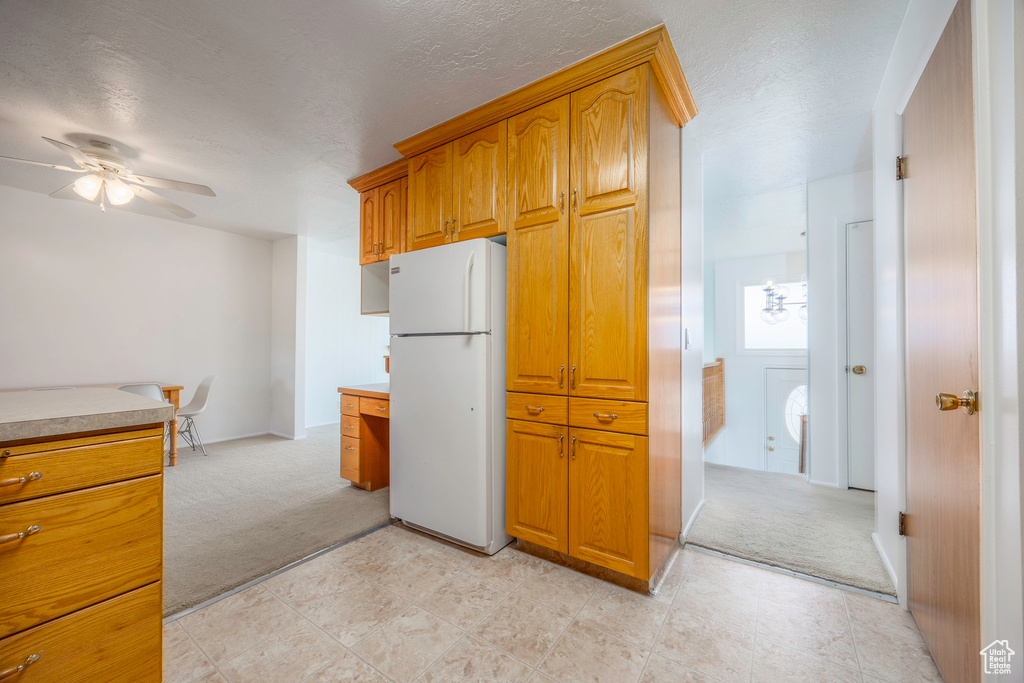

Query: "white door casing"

xmin=846 ymin=221 xmax=876 ymax=490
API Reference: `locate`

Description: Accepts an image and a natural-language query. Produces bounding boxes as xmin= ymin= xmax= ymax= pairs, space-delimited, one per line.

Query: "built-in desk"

xmin=337 ymin=383 xmax=390 ymax=491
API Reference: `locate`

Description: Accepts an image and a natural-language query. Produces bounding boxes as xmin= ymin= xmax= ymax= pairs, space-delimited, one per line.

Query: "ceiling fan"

xmin=0 ymin=137 xmax=215 ymax=219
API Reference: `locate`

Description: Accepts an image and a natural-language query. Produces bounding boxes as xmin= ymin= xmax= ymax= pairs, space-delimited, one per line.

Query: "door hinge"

xmin=898 ymin=511 xmax=907 ymax=536
xmin=896 ymin=156 xmax=908 ymax=181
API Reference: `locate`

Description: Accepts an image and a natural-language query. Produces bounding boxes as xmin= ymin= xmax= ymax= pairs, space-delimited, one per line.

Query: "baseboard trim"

xmin=872 ymin=532 xmax=901 ymax=600
xmin=268 ymin=430 xmax=307 ymax=440
xmin=807 ymin=478 xmax=842 ymax=488
xmin=680 ymin=498 xmax=705 ymax=543
xmin=200 ymin=431 xmax=271 ymax=445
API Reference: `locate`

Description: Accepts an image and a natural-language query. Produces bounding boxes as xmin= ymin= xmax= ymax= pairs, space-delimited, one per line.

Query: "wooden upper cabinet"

xmin=506 ymin=96 xmax=571 ymax=395
xmin=506 ymin=419 xmax=568 ymax=553
xmin=408 ymin=144 xmax=453 ymax=251
xmin=569 ymin=66 xmax=649 ymax=401
xmin=359 ymin=188 xmax=379 ymax=265
xmin=568 ymin=427 xmax=648 ymax=579
xmin=378 ymin=178 xmax=405 ymax=260
xmin=452 ymin=122 xmax=508 ymax=242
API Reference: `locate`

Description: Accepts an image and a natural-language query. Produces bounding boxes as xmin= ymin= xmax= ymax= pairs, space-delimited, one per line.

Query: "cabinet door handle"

xmin=558 ymin=364 xmax=565 ymax=388
xmin=559 ymin=192 xmax=565 ymax=214
xmin=525 ymin=406 xmax=546 ymax=415
xmin=593 ymin=413 xmax=619 ymax=422
xmin=0 ymin=525 xmax=43 ymax=546
xmin=570 ymin=435 xmax=577 ymax=460
xmin=571 ymin=365 xmax=577 ymax=389
xmin=345 ymin=446 xmax=356 ymax=451
xmin=558 ymin=433 xmax=565 ymax=457
xmin=0 ymin=472 xmax=44 ymax=488
xmin=445 ymin=219 xmax=451 ymax=239
xmin=571 ymin=188 xmax=578 ymax=211
xmin=0 ymin=654 xmax=42 ymax=680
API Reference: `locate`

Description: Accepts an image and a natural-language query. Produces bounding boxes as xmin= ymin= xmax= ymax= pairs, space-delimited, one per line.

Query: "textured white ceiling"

xmin=0 ymin=0 xmax=908 ymax=240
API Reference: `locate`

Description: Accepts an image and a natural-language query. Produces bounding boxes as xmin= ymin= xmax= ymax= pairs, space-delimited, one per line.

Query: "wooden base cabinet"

xmin=339 ymin=391 xmax=390 ymax=491
xmin=506 ymin=63 xmax=683 ymax=586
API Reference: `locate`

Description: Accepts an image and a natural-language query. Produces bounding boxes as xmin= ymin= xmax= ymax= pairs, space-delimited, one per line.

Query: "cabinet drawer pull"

xmin=345 ymin=446 xmax=356 ymax=451
xmin=344 ymin=403 xmax=356 ymax=409
xmin=376 ymin=406 xmax=388 ymax=412
xmin=0 ymin=450 xmax=11 ymax=458
xmin=0 ymin=472 xmax=44 ymax=488
xmin=344 ymin=425 xmax=357 ymax=430
xmin=0 ymin=654 xmax=42 ymax=680
xmin=0 ymin=525 xmax=43 ymax=546
xmin=525 ymin=406 xmax=546 ymax=415
xmin=593 ymin=413 xmax=619 ymax=421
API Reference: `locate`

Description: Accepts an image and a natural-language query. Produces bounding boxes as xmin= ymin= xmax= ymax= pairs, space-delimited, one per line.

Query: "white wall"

xmin=0 ymin=184 xmax=272 ymax=443
xmin=270 ymin=235 xmax=307 ymax=439
xmin=806 ymin=171 xmax=873 ymax=487
xmin=706 ymin=252 xmax=807 ymax=470
xmin=681 ymin=126 xmax=705 ymax=536
xmin=871 ymin=0 xmax=956 ymax=604
xmin=304 ymin=237 xmax=390 ymax=428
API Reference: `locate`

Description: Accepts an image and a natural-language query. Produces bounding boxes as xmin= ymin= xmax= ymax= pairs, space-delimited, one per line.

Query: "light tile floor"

xmin=165 ymin=525 xmax=943 ymax=683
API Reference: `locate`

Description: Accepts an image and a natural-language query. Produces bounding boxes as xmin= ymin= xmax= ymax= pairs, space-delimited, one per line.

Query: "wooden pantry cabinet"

xmin=407 ymin=121 xmax=508 ymax=251
xmin=505 ymin=63 xmax=684 ymax=587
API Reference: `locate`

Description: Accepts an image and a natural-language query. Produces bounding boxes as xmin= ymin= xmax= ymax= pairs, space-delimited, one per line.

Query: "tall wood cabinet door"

xmin=359 ymin=188 xmax=379 ymax=265
xmin=506 ymin=96 xmax=571 ymax=395
xmin=408 ymin=144 xmax=453 ymax=251
xmin=452 ymin=121 xmax=507 ymax=241
xmin=377 ymin=178 xmax=405 ymax=260
xmin=569 ymin=66 xmax=649 ymax=401
xmin=568 ymin=427 xmax=648 ymax=578
xmin=507 ymin=419 xmax=568 ymax=552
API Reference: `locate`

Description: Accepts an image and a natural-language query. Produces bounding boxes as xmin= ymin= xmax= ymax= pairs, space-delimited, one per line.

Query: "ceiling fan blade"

xmin=127 ymin=174 xmax=216 ymax=197
xmin=0 ymin=155 xmax=86 ymax=173
xmin=49 ymin=181 xmax=75 ymax=198
xmin=42 ymin=137 xmax=96 ymax=169
xmin=130 ymin=185 xmax=196 ymax=219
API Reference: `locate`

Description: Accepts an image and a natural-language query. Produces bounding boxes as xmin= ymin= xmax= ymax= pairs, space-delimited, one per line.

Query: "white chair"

xmin=119 ymin=383 xmax=171 ymax=455
xmin=178 ymin=376 xmax=215 ymax=456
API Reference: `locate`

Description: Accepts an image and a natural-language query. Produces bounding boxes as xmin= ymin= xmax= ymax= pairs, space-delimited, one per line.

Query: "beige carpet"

xmin=163 ymin=424 xmax=391 ymax=615
xmin=687 ymin=463 xmax=895 ymax=595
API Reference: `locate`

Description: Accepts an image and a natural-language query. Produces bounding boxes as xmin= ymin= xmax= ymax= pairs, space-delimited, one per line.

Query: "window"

xmin=742 ymin=281 xmax=807 ymax=351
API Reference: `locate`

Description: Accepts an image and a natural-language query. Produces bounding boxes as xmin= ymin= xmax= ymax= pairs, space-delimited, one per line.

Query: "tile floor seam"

xmin=467 ymin=592 xmax=561 ymax=671
xmin=415 ymin=631 xmax=496 ymax=681
xmin=530 ymin=612 xmax=578 ymax=681
xmin=415 ymin=575 xmax=514 ymax=636
xmin=566 ymin=591 xmax=669 ymax=652
xmin=841 ymin=590 xmax=867 ymax=674
xmin=176 ymin=626 xmax=219 ymax=682
xmin=751 ymin=631 xmax=866 ymax=675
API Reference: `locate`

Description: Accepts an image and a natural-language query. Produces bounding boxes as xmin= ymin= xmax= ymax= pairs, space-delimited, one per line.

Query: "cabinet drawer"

xmin=568 ymin=398 xmax=648 ymax=435
xmin=360 ymin=397 xmax=390 ymax=419
xmin=0 ymin=434 xmax=162 ymax=505
xmin=0 ymin=582 xmax=162 ymax=683
xmin=507 ymin=393 xmax=569 ymax=425
xmin=341 ymin=415 xmax=363 ymax=439
xmin=0 ymin=476 xmax=162 ymax=638
xmin=341 ymin=395 xmax=360 ymax=417
xmin=341 ymin=436 xmax=362 ymax=482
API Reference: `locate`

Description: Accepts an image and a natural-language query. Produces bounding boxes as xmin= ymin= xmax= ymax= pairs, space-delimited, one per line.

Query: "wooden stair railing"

xmin=702 ymin=358 xmax=725 ymax=447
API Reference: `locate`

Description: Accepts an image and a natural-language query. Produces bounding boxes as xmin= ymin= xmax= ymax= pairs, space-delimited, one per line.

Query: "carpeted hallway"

xmin=163 ymin=424 xmax=391 ymax=615
xmin=687 ymin=463 xmax=895 ymax=595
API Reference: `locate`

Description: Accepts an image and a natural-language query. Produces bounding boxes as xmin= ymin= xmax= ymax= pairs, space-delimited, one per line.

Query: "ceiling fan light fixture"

xmin=105 ymin=180 xmax=134 ymax=206
xmin=73 ymin=174 xmax=103 ymax=201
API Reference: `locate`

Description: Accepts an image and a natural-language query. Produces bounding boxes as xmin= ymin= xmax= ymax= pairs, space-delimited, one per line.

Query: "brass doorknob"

xmin=767 ymin=446 xmax=775 ymax=451
xmin=936 ymin=390 xmax=979 ymax=415
xmin=852 ymin=365 xmax=867 ymax=375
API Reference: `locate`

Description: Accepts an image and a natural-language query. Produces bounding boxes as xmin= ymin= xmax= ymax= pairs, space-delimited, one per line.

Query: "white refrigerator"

xmin=388 ymin=238 xmax=511 ymax=555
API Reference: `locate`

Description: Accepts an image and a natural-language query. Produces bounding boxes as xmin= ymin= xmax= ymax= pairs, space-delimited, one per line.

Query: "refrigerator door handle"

xmin=463 ymin=250 xmax=476 ymax=332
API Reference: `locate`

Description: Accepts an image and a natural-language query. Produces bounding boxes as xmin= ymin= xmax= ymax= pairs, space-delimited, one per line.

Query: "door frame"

xmin=761 ymin=364 xmax=808 ymax=472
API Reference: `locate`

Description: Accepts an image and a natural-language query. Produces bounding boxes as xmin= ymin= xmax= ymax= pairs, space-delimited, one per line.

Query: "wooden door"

xmin=506 ymin=419 xmax=568 ymax=552
xmin=569 ymin=66 xmax=648 ymax=401
xmin=408 ymin=144 xmax=452 ymax=251
xmin=377 ymin=178 xmax=405 ymax=260
xmin=903 ymin=1 xmax=981 ymax=681
xmin=568 ymin=427 xmax=648 ymax=578
xmin=453 ymin=121 xmax=507 ymax=241
xmin=359 ymin=188 xmax=379 ymax=265
xmin=506 ymin=96 xmax=571 ymax=395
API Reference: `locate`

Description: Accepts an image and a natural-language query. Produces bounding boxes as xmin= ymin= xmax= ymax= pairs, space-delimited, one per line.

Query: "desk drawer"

xmin=507 ymin=393 xmax=569 ymax=425
xmin=341 ymin=395 xmax=361 ymax=417
xmin=360 ymin=397 xmax=390 ymax=419
xmin=341 ymin=436 xmax=362 ymax=482
xmin=568 ymin=398 xmax=648 ymax=435
xmin=0 ymin=582 xmax=161 ymax=683
xmin=341 ymin=415 xmax=363 ymax=439
xmin=0 ymin=476 xmax=162 ymax=638
xmin=0 ymin=434 xmax=163 ymax=505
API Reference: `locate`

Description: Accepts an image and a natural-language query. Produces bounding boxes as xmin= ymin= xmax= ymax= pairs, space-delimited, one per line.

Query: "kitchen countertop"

xmin=0 ymin=388 xmax=175 ymax=443
xmin=337 ymin=383 xmax=390 ymax=399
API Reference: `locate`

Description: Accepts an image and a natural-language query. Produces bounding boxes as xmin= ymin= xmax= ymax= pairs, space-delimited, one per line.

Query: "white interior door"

xmin=765 ymin=367 xmax=807 ymax=474
xmin=846 ymin=221 xmax=875 ymax=490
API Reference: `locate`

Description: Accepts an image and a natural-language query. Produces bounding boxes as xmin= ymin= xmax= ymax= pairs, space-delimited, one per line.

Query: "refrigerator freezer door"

xmin=390 ymin=333 xmax=492 ymax=547
xmin=389 ymin=240 xmax=492 ymax=335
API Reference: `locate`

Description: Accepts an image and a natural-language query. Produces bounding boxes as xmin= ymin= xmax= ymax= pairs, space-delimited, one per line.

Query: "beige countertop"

xmin=0 ymin=387 xmax=175 ymax=443
xmin=337 ymin=382 xmax=390 ymax=399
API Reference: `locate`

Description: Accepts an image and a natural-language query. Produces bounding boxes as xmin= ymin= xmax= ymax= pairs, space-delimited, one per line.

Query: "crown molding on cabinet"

xmin=394 ymin=24 xmax=698 ymax=159
xmin=347 ymin=157 xmax=409 ymax=193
